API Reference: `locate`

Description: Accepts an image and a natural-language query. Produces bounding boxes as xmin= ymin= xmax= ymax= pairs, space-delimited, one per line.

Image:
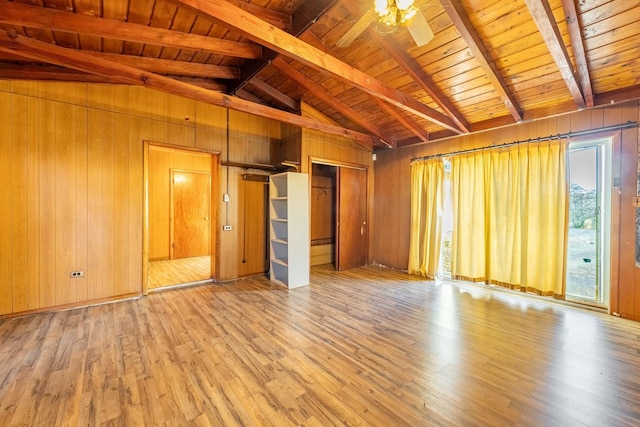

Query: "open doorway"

xmin=144 ymin=143 xmax=218 ymax=291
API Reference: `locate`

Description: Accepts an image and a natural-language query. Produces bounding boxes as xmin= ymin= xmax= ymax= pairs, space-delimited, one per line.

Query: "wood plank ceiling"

xmin=0 ymin=0 xmax=639 ymax=150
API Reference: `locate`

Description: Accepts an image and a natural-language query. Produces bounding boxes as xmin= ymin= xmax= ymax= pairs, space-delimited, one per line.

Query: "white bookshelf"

xmin=269 ymin=172 xmax=309 ymax=289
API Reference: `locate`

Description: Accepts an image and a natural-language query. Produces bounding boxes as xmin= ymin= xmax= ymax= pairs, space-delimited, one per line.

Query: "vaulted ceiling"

xmin=1 ymin=0 xmax=639 ymax=151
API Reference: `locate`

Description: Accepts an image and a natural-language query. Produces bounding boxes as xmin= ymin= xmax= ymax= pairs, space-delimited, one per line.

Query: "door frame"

xmin=143 ymin=141 xmax=220 ymax=295
xmin=308 ymin=157 xmax=370 ymax=269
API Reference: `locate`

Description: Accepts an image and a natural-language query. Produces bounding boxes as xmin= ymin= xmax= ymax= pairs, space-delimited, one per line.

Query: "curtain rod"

xmin=410 ymin=121 xmax=638 ymax=163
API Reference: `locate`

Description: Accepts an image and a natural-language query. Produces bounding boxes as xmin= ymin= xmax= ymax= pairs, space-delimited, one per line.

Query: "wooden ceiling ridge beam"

xmin=560 ymin=0 xmax=593 ymax=108
xmin=0 ymin=0 xmax=262 ymax=60
xmin=249 ymin=77 xmax=298 ymax=111
xmin=439 ymin=0 xmax=523 ymax=122
xmin=0 ymin=31 xmax=376 ymax=149
xmin=173 ymin=0 xmax=463 ymax=134
xmin=228 ymin=0 xmax=339 ymax=95
xmin=271 ymin=58 xmax=395 ymax=146
xmin=524 ymin=0 xmax=586 ymax=109
xmin=300 ymin=32 xmax=428 ymax=144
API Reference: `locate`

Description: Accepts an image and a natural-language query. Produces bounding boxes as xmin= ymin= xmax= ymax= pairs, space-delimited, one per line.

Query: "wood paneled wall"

xmin=0 ymin=82 xmax=143 ymax=315
xmin=148 ymin=146 xmax=212 ymax=261
xmin=0 ymin=81 xmax=280 ymax=316
xmin=372 ymin=101 xmax=640 ymax=319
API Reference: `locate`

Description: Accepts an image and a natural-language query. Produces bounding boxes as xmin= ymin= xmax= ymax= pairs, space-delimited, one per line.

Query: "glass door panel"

xmin=566 ymin=144 xmax=604 ymax=303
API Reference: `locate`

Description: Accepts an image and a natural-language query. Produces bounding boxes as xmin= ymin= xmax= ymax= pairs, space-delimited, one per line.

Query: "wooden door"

xmin=171 ymin=170 xmax=211 ymax=259
xmin=238 ymin=177 xmax=269 ymax=275
xmin=336 ymin=167 xmax=367 ymax=270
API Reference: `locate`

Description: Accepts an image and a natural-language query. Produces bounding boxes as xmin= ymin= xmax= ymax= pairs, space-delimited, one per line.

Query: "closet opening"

xmin=310 ymin=160 xmax=368 ymax=271
xmin=310 ymin=163 xmax=337 ymax=268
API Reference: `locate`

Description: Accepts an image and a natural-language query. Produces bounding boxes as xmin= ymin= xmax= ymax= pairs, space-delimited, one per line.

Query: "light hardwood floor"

xmin=148 ymin=256 xmax=212 ymax=289
xmin=1 ymin=265 xmax=639 ymax=426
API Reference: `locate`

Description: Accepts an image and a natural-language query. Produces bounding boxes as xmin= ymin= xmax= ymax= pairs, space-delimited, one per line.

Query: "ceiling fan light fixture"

xmin=374 ymin=0 xmax=390 ymax=17
xmin=403 ymin=7 xmax=418 ymax=20
xmin=374 ymin=0 xmax=419 ymax=26
xmin=396 ymin=0 xmax=415 ymax=10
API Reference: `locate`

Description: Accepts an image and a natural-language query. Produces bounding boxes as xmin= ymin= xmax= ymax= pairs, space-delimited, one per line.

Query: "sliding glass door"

xmin=566 ymin=140 xmax=611 ymax=306
xmin=435 ymin=140 xmax=611 ymax=307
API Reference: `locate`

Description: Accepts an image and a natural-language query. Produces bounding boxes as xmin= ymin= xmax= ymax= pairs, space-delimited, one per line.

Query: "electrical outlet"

xmin=223 ymin=194 xmax=230 ymax=202
xmin=70 ymin=271 xmax=84 ymax=278
xmin=223 ymin=225 xmax=232 ymax=231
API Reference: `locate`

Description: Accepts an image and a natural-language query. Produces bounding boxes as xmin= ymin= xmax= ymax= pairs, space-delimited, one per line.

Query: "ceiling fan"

xmin=336 ymin=0 xmax=435 ymax=48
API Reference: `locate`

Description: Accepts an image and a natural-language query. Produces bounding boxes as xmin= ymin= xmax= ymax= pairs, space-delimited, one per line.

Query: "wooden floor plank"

xmin=1 ymin=265 xmax=640 ymax=426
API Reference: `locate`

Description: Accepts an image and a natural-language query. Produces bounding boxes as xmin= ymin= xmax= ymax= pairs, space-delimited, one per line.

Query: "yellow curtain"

xmin=486 ymin=147 xmax=522 ymax=286
xmin=408 ymin=158 xmax=444 ymax=279
xmin=450 ymin=151 xmax=488 ymax=282
xmin=521 ymin=141 xmax=567 ymax=297
xmin=451 ymin=140 xmax=568 ymax=298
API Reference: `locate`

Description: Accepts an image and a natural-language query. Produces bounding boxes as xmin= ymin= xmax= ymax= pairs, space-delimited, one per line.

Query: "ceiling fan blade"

xmin=406 ymin=11 xmax=434 ymax=47
xmin=336 ymin=9 xmax=376 ymax=48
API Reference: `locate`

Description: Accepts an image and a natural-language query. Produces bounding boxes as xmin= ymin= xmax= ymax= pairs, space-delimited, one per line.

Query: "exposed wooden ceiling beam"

xmin=235 ymin=88 xmax=270 ymax=106
xmin=300 ymin=32 xmax=428 ymax=144
xmin=0 ymin=0 xmax=262 ymax=60
xmin=249 ymin=78 xmax=298 ymax=111
xmin=83 ymin=51 xmax=239 ymax=79
xmin=227 ymin=0 xmax=339 ymax=95
xmin=560 ymin=0 xmax=593 ymax=108
xmin=524 ymin=0 xmax=586 ymax=109
xmin=174 ymin=77 xmax=226 ymax=92
xmin=0 ymin=63 xmax=120 ymax=83
xmin=271 ymin=58 xmax=395 ymax=146
xmin=439 ymin=0 xmax=523 ymax=122
xmin=0 ymin=31 xmax=376 ymax=149
xmin=594 ymin=84 xmax=640 ymax=107
xmin=174 ymin=0 xmax=462 ymax=134
xmin=226 ymin=0 xmax=291 ymax=31
xmin=0 ymin=62 xmax=228 ymax=91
